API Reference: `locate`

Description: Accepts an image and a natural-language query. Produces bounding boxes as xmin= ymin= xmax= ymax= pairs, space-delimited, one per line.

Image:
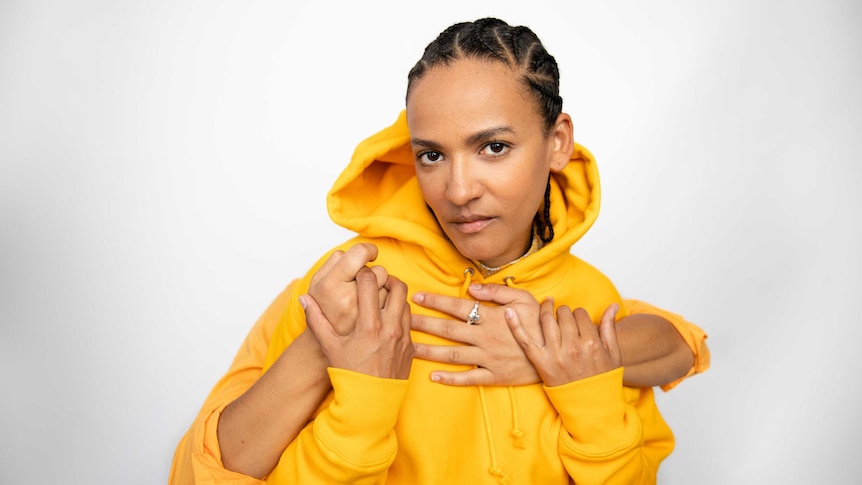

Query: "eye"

xmin=416 ymin=150 xmax=444 ymax=165
xmin=481 ymin=142 xmax=509 ymax=156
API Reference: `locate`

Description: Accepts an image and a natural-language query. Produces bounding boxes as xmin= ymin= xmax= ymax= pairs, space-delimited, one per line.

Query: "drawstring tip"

xmin=489 ymin=467 xmax=512 ymax=484
xmin=511 ymin=429 xmax=526 ymax=449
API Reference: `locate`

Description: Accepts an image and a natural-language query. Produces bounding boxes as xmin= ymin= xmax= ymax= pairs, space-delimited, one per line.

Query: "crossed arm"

xmin=171 ymin=244 xmax=706 ymax=481
xmin=410 ymin=283 xmax=694 ymax=388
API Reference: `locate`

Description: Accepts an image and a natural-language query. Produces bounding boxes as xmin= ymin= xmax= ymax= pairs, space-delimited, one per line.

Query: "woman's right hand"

xmin=307 ymin=243 xmax=389 ymax=334
xmin=506 ymin=299 xmax=622 ymax=387
xmin=302 ymin=267 xmax=414 ymax=379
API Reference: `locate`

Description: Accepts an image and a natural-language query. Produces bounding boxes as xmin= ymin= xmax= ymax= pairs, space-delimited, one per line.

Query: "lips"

xmin=451 ymin=215 xmax=494 ymax=234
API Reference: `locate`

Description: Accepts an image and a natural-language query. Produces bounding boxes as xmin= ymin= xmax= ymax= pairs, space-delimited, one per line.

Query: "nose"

xmin=445 ymin=156 xmax=482 ymax=206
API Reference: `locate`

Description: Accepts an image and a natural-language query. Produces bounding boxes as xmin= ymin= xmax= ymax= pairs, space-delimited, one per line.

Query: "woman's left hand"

xmin=506 ymin=298 xmax=622 ymax=387
xmin=410 ymin=283 xmax=541 ymax=386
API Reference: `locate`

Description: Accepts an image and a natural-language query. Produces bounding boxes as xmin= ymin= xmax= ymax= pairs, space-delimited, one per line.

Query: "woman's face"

xmin=407 ymin=58 xmax=572 ymax=268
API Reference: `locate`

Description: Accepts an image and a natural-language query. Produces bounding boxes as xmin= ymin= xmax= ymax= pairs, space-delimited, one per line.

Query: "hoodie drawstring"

xmin=502 ymin=276 xmax=525 ymax=449
xmin=461 ymin=268 xmax=475 ymax=296
xmin=507 ymin=387 xmax=525 ymax=449
xmin=478 ymin=386 xmax=512 ymax=484
xmin=463 ymin=269 xmax=523 ymax=484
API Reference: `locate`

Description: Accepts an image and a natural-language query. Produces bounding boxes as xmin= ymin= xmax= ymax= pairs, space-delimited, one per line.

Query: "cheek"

xmin=509 ymin=166 xmax=551 ymax=217
xmin=515 ymin=161 xmax=549 ymax=197
xmin=416 ymin=172 xmax=444 ymax=208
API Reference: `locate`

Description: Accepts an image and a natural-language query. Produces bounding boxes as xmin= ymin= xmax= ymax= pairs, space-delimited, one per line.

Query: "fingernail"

xmin=299 ymin=295 xmax=308 ymax=310
xmin=412 ymin=292 xmax=425 ymax=303
xmin=505 ymin=308 xmax=515 ymax=320
xmin=430 ymin=373 xmax=440 ymax=382
xmin=469 ymin=283 xmax=483 ymax=291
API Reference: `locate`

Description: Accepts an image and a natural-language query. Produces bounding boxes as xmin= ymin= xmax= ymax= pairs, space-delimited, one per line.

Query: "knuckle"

xmin=335 ymin=292 xmax=352 ymax=307
xmin=356 ymin=268 xmax=377 ymax=283
xmin=446 ymin=347 xmax=462 ymax=363
xmin=412 ymin=343 xmax=426 ymax=357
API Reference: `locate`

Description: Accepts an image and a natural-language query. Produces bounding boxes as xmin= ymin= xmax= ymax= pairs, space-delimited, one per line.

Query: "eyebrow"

xmin=411 ymin=125 xmax=516 ymax=149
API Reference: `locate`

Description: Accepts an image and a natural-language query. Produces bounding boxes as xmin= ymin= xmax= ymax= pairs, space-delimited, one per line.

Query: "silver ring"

xmin=466 ymin=301 xmax=481 ymax=325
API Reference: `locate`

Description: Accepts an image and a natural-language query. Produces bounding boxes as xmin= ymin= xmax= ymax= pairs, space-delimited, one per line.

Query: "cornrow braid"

xmin=407 ymin=18 xmax=563 ymax=132
xmin=534 ymin=177 xmax=554 ymax=243
xmin=407 ymin=18 xmax=562 ymax=243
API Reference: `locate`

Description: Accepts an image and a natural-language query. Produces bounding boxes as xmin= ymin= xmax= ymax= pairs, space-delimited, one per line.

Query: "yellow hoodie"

xmin=259 ymin=111 xmax=687 ymax=484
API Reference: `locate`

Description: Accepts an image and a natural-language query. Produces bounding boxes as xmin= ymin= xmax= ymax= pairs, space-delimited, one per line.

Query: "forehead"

xmin=406 ymin=58 xmax=541 ymax=141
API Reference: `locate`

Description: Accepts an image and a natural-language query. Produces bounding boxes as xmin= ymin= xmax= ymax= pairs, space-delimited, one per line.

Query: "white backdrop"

xmin=1 ymin=1 xmax=860 ymax=484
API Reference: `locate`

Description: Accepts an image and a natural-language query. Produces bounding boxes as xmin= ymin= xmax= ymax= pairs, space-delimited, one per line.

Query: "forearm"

xmin=266 ymin=368 xmax=409 ymax=484
xmin=218 ymin=330 xmax=331 ymax=478
xmin=615 ymin=313 xmax=694 ymax=388
xmin=549 ymin=368 xmax=661 ymax=484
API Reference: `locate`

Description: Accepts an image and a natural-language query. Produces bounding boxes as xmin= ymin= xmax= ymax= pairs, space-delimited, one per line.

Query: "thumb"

xmin=598 ymin=303 xmax=622 ymax=364
xmin=468 ymin=282 xmax=528 ymax=306
xmin=301 ymin=294 xmax=339 ymax=343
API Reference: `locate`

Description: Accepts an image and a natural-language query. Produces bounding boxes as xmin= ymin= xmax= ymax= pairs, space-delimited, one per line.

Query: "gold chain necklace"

xmin=474 ymin=230 xmax=541 ymax=277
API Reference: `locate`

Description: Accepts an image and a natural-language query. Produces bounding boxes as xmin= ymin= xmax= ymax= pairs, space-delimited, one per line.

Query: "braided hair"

xmin=406 ymin=18 xmax=561 ymax=243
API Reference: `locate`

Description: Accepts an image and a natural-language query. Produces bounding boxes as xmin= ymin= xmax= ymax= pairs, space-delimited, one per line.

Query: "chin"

xmin=452 ymin=239 xmax=498 ymax=265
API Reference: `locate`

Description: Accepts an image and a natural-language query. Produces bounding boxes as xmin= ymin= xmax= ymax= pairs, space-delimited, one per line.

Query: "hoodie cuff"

xmin=545 ymin=367 xmax=638 ymax=452
xmin=314 ymin=367 xmax=409 ymax=465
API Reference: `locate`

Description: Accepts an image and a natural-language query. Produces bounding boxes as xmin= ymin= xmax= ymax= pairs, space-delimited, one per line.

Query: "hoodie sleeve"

xmin=264 ymin=368 xmax=409 ymax=485
xmin=168 ymin=281 xmax=297 ymax=485
xmin=545 ymin=368 xmax=674 ymax=485
xmin=622 ymin=299 xmax=710 ymax=391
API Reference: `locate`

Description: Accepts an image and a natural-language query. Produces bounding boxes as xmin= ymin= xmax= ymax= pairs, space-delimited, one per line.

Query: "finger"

xmin=310 ymin=249 xmax=344 ymax=283
xmin=355 ymin=266 xmax=382 ymax=330
xmin=571 ymin=307 xmax=595 ymax=338
xmin=427 ymin=367 xmax=496 ymax=386
xmin=370 ymin=265 xmax=390 ymax=308
xmin=400 ymin=296 xmax=413 ymax=341
xmin=381 ymin=274 xmax=406 ymax=310
xmin=369 ymin=265 xmax=389 ymax=288
xmin=598 ymin=303 xmax=622 ymax=362
xmin=412 ymin=291 xmax=477 ymax=321
xmin=467 ymin=282 xmax=532 ymax=306
xmin=333 ymin=243 xmax=379 ymax=283
xmin=413 ymin=342 xmax=483 ymax=366
xmin=378 ymin=287 xmax=390 ymax=309
xmin=539 ymin=298 xmax=562 ymax=346
xmin=300 ymin=294 xmax=338 ymax=345
xmin=381 ymin=275 xmax=409 ymax=324
xmin=411 ymin=313 xmax=477 ymax=345
xmin=507 ymin=305 xmax=541 ymax=352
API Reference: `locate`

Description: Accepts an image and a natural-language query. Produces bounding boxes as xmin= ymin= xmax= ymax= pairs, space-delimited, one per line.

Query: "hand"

xmin=307 ymin=243 xmax=389 ymax=334
xmin=410 ymin=283 xmax=541 ymax=386
xmin=506 ymin=299 xmax=622 ymax=387
xmin=302 ymin=267 xmax=414 ymax=379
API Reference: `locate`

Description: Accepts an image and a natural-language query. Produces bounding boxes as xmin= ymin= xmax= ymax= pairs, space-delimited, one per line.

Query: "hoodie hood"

xmin=261 ymin=111 xmax=677 ymax=485
xmin=327 ymin=110 xmax=601 ymax=280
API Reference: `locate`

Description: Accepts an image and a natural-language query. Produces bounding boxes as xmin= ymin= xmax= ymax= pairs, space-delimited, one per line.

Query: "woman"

xmin=171 ymin=17 xmax=709 ymax=484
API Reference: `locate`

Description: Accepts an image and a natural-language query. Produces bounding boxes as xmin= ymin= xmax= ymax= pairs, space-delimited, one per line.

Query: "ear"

xmin=548 ymin=113 xmax=574 ymax=173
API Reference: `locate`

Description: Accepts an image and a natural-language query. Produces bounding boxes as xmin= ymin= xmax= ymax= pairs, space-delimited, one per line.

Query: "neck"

xmin=474 ymin=229 xmax=540 ymax=277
